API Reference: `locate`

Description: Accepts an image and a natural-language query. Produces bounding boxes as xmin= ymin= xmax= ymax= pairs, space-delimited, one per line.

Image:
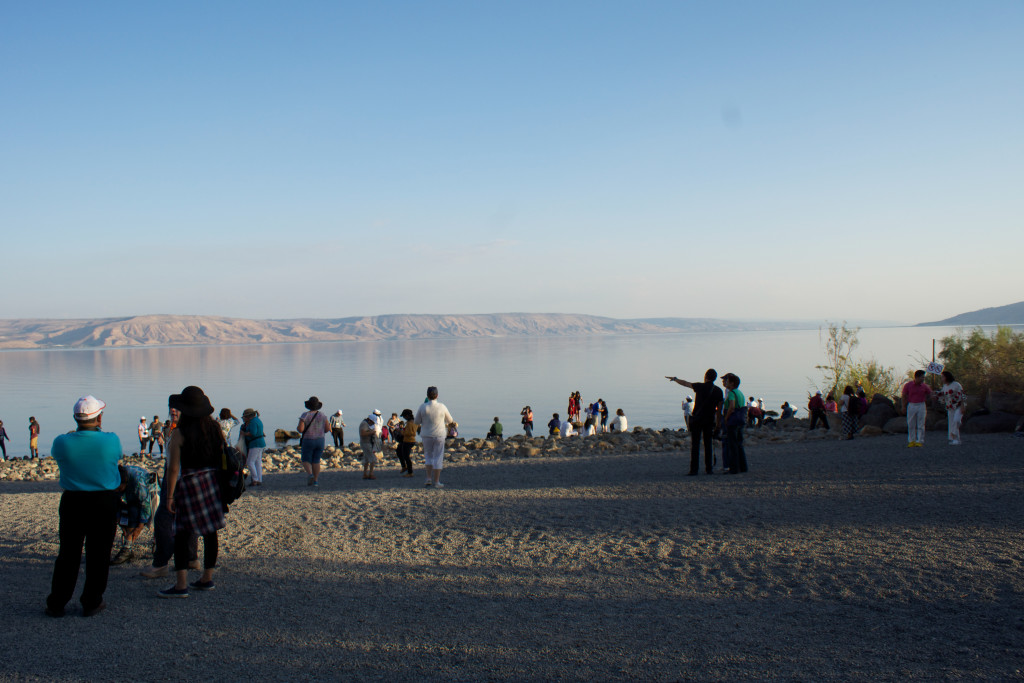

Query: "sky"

xmin=1 ymin=1 xmax=1022 ymax=324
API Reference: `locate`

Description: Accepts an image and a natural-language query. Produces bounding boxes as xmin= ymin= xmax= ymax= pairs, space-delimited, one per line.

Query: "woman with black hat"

xmin=397 ymin=409 xmax=417 ymax=477
xmin=297 ymin=396 xmax=330 ymax=487
xmin=159 ymin=386 xmax=225 ymax=598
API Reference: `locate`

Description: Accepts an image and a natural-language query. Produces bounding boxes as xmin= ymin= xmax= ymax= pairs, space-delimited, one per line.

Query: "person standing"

xmin=158 ymin=386 xmax=225 ymax=598
xmin=329 ymin=410 xmax=346 ymax=448
xmin=139 ymin=407 xmax=200 ymax=579
xmin=28 ymin=417 xmax=40 ymax=458
xmin=397 ymin=409 xmax=417 ymax=477
xmin=386 ymin=413 xmax=401 ymax=445
xmin=666 ymin=370 xmax=724 ymax=476
xmin=149 ymin=415 xmax=163 ymax=455
xmin=839 ymin=386 xmax=857 ymax=440
xmin=721 ymin=373 xmax=748 ymax=474
xmin=217 ymin=408 xmax=240 ymax=445
xmin=902 ymin=370 xmax=933 ymax=448
xmin=0 ymin=419 xmax=9 ymax=460
xmin=681 ymin=397 xmax=692 ymax=431
xmin=808 ymin=391 xmax=830 ymax=431
xmin=240 ymin=408 xmax=266 ymax=487
xmin=521 ymin=406 xmax=534 ymax=437
xmin=936 ymin=370 xmax=966 ymax=446
xmin=358 ymin=413 xmax=381 ymax=480
xmin=414 ymin=386 xmax=455 ymax=488
xmin=44 ymin=396 xmax=121 ymax=617
xmin=297 ymin=397 xmax=329 ymax=487
xmin=599 ymin=399 xmax=609 ymax=433
xmin=137 ymin=417 xmax=150 ymax=455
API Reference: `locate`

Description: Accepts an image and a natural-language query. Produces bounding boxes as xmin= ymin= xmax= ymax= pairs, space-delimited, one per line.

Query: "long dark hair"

xmin=176 ymin=413 xmax=224 ymax=465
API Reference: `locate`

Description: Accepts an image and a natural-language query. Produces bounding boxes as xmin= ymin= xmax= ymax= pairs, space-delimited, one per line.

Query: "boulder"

xmin=860 ymin=401 xmax=896 ymax=429
xmin=965 ymin=395 xmax=985 ymax=415
xmin=870 ymin=394 xmax=896 ymax=409
xmin=275 ymin=429 xmax=300 ymax=440
xmin=963 ymin=411 xmax=1020 ymax=434
xmin=859 ymin=425 xmax=884 ymax=437
xmin=883 ymin=416 xmax=908 ymax=434
xmin=517 ymin=447 xmax=540 ymax=458
xmin=986 ymin=391 xmax=1024 ymax=415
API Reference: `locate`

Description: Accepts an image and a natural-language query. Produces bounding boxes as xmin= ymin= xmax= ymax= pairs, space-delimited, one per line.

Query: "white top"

xmin=369 ymin=414 xmax=384 ymax=436
xmin=580 ymin=423 xmax=595 ymax=437
xmin=415 ymin=400 xmax=454 ymax=439
xmin=682 ymin=402 xmax=692 ymax=417
xmin=138 ymin=423 xmax=149 ymax=439
xmin=612 ymin=415 xmax=628 ymax=432
xmin=329 ymin=414 xmax=346 ymax=429
xmin=560 ymin=420 xmax=575 ymax=436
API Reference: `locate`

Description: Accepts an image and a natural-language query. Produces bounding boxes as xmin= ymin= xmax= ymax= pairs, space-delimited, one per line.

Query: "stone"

xmin=986 ymin=391 xmax=1024 ymax=415
xmin=859 ymin=425 xmax=884 ymax=437
xmin=517 ymin=447 xmax=540 ymax=458
xmin=963 ymin=411 xmax=1020 ymax=434
xmin=860 ymin=401 xmax=896 ymax=429
xmin=883 ymin=416 xmax=908 ymax=434
xmin=275 ymin=429 xmax=300 ymax=440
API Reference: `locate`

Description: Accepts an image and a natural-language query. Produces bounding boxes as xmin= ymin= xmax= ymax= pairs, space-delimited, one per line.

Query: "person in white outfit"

xmin=936 ymin=370 xmax=966 ymax=445
xmin=414 ymin=387 xmax=454 ymax=488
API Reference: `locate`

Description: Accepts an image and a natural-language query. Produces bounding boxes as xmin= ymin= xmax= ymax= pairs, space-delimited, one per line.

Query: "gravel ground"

xmin=2 ymin=433 xmax=1023 ymax=681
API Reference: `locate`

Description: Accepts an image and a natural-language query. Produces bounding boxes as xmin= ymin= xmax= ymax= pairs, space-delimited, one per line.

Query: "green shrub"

xmin=814 ymin=322 xmax=905 ymax=400
xmin=938 ymin=326 xmax=1024 ymax=395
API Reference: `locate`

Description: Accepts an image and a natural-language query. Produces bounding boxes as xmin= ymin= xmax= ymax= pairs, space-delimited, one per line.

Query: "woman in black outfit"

xmin=159 ymin=386 xmax=226 ymax=598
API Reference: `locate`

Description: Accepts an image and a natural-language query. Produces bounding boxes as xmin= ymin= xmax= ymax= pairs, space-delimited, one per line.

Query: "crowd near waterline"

xmin=13 ymin=364 xmax=973 ymax=617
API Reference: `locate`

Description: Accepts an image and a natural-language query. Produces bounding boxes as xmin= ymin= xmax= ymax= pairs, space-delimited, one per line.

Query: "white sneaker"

xmin=435 ymin=482 xmax=445 ymax=489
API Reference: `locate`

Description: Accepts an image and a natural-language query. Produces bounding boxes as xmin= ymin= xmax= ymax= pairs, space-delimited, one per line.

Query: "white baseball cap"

xmin=336 ymin=410 xmax=343 ymax=415
xmin=74 ymin=395 xmax=106 ymax=420
xmin=373 ymin=409 xmax=381 ymax=415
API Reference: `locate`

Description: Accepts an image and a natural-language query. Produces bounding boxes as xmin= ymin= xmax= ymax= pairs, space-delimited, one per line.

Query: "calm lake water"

xmin=0 ymin=326 xmax=1004 ymax=458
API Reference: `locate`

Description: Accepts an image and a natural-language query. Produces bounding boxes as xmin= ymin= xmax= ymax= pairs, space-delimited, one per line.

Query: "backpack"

xmin=854 ymin=396 xmax=869 ymax=416
xmin=218 ymin=443 xmax=246 ymax=509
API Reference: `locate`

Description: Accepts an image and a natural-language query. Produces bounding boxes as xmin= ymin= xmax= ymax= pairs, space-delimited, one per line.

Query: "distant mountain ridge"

xmin=918 ymin=301 xmax=1024 ymax=326
xmin=0 ymin=313 xmax=814 ymax=350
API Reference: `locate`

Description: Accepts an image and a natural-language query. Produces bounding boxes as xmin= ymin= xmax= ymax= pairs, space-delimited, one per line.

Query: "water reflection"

xmin=0 ymin=327 xmax=1006 ymax=457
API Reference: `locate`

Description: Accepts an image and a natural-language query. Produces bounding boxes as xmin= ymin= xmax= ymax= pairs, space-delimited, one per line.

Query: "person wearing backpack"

xmin=298 ymin=396 xmax=330 ymax=487
xmin=158 ymin=386 xmax=225 ymax=598
xmin=840 ymin=385 xmax=858 ymax=440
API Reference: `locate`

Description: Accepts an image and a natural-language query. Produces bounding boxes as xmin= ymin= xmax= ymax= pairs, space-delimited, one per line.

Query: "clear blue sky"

xmin=2 ymin=1 xmax=1021 ymax=323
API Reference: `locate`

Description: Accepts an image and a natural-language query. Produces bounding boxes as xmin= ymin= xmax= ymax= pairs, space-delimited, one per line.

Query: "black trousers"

xmin=175 ymin=530 xmax=217 ymax=571
xmin=153 ymin=475 xmax=197 ymax=568
xmin=396 ymin=441 xmax=413 ymax=472
xmin=331 ymin=428 xmax=344 ymax=448
xmin=47 ymin=490 xmax=119 ymax=611
xmin=726 ymin=424 xmax=748 ymax=473
xmin=809 ymin=409 xmax=830 ymax=430
xmin=689 ymin=420 xmax=715 ymax=474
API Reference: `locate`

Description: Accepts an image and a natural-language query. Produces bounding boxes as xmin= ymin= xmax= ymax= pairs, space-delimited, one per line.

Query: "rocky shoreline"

xmin=4 ymin=397 xmax=1021 ymax=483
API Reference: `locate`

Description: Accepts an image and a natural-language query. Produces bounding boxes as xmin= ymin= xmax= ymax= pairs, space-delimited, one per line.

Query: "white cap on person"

xmin=74 ymin=395 xmax=106 ymax=420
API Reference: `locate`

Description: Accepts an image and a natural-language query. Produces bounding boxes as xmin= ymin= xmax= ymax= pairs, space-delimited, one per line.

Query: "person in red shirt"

xmin=901 ymin=370 xmax=933 ymax=447
xmin=808 ymin=391 xmax=830 ymax=431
